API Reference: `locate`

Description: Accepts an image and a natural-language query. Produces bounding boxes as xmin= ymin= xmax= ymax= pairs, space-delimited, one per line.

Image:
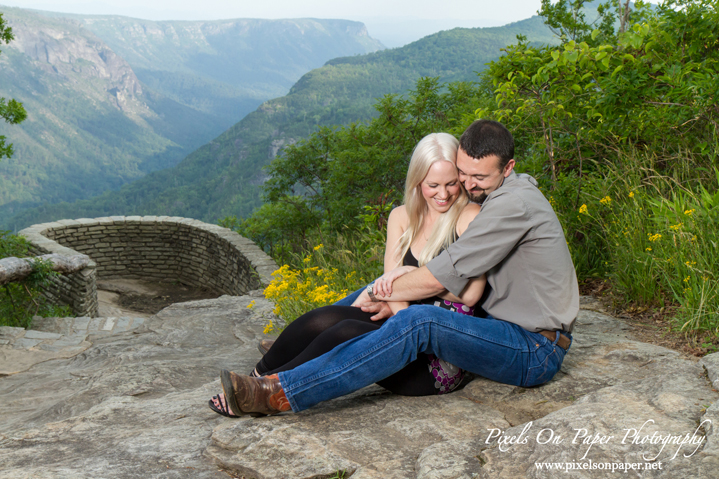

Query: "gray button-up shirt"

xmin=426 ymin=171 xmax=579 ymax=332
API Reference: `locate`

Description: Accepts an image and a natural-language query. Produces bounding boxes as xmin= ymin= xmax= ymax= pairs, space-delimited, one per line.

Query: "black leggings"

xmin=255 ymin=305 xmax=439 ymax=396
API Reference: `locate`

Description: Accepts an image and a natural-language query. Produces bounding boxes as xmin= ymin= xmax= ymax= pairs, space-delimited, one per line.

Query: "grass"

xmin=550 ymin=151 xmax=719 ymax=336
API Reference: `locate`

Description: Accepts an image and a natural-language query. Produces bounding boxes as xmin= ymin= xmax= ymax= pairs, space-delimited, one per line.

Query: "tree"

xmin=480 ymin=0 xmax=719 ymax=187
xmin=0 ymin=12 xmax=27 ymax=160
xmin=238 ymin=77 xmax=484 ymax=254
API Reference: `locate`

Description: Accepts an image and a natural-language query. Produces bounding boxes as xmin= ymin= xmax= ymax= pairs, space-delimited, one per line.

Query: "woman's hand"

xmin=373 ymin=265 xmax=417 ymax=298
xmin=351 ymin=289 xmax=372 ymax=307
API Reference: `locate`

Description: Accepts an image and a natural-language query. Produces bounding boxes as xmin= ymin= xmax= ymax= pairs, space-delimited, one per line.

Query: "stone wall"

xmin=18 ymin=216 xmax=278 ymax=317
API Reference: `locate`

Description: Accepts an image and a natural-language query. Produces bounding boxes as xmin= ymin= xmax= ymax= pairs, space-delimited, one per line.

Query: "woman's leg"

xmin=256 ymin=305 xmax=385 ymax=374
xmin=264 ymin=318 xmax=381 ymax=374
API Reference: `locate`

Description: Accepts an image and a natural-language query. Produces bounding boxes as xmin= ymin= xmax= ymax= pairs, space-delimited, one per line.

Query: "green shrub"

xmin=0 ymin=231 xmax=71 ymax=328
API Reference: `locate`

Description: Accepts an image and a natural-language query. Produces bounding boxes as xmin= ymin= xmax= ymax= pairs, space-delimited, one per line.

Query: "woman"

xmin=210 ymin=132 xmax=485 ymax=417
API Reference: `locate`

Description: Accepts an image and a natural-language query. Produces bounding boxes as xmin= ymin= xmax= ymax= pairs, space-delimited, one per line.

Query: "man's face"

xmin=456 ymin=148 xmax=516 ymax=203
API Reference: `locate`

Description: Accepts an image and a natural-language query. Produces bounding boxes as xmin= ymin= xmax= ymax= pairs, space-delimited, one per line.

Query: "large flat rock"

xmin=1 ymin=294 xmax=717 ymax=478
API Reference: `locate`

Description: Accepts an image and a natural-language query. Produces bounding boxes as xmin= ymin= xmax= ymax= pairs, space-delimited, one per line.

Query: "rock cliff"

xmin=1 ymin=294 xmax=717 ymax=478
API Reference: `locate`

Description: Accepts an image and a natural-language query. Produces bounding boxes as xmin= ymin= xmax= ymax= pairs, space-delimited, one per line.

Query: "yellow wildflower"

xmin=628 ymin=191 xmax=635 ymax=198
xmin=600 ymin=196 xmax=612 ymax=205
xmin=303 ymin=256 xmax=311 ymax=263
xmin=669 ymin=223 xmax=683 ymax=231
xmin=247 ymin=300 xmax=256 ymax=309
xmin=648 ymin=233 xmax=662 ymax=242
xmin=313 ymin=243 xmax=324 ymax=251
xmin=684 ymin=276 xmax=690 ymax=283
xmin=685 ymin=261 xmax=697 ymax=267
xmin=579 ymin=204 xmax=588 ymax=215
xmin=263 ymin=321 xmax=274 ymax=335
xmin=684 ymin=209 xmax=695 ymax=216
xmin=645 ymin=247 xmax=652 ymax=252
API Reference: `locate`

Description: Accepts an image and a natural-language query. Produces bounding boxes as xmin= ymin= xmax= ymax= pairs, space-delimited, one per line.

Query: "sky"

xmin=0 ymin=0 xmax=555 ymax=47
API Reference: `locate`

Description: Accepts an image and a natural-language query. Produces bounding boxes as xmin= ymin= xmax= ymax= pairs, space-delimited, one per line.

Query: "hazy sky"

xmin=0 ymin=0 xmax=549 ymax=46
xmin=0 ymin=1 xmax=661 ymax=47
xmin=1 ymin=0 xmax=540 ymax=23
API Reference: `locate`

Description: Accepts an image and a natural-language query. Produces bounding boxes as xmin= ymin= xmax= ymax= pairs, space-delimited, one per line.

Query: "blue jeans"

xmin=277 ymin=302 xmax=571 ymax=412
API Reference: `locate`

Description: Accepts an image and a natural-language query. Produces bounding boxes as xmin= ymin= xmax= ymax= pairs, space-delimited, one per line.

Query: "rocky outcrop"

xmin=1 ymin=295 xmax=717 ymax=478
xmin=8 ymin=12 xmax=144 ymax=112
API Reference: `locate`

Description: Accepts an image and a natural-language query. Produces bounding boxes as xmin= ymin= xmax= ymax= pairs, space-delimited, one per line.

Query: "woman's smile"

xmin=421 ymin=160 xmax=460 ymax=214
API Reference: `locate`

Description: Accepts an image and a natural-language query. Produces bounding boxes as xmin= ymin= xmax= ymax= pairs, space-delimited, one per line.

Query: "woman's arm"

xmin=456 ymin=203 xmax=481 ymax=236
xmin=383 ymin=206 xmax=408 ymax=273
xmin=436 ymin=275 xmax=486 ymax=306
xmin=382 ymin=206 xmax=411 ymax=311
xmin=352 ymin=206 xmax=411 ymax=311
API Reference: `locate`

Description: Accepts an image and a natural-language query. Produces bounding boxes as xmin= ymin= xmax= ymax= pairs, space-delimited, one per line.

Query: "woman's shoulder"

xmin=388 ymin=205 xmax=410 ymax=226
xmin=456 ymin=203 xmax=481 ymax=236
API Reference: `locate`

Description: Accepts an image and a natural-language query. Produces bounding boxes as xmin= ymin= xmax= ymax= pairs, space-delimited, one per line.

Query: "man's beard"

xmin=469 ymin=190 xmax=487 ymax=204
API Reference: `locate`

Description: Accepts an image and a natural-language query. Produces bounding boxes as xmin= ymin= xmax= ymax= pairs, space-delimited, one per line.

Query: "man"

xmin=220 ymin=119 xmax=579 ymax=416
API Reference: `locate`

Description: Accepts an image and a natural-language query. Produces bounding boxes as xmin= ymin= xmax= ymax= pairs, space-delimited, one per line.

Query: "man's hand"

xmin=358 ymin=300 xmax=393 ymax=321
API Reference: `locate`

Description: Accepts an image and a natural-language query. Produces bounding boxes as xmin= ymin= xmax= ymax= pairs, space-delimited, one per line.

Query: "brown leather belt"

xmin=539 ymin=330 xmax=571 ymax=350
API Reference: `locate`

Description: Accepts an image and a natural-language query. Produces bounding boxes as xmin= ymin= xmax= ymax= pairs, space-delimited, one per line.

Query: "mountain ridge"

xmin=5 ymin=14 xmax=558 ymax=229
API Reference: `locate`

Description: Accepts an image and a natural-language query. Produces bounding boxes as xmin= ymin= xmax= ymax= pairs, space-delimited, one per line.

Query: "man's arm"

xmin=356 ymin=266 xmax=446 ymax=320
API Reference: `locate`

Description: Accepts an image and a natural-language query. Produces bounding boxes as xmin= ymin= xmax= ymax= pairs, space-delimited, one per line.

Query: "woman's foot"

xmin=258 ymin=339 xmax=275 ymax=356
xmin=208 ymin=393 xmax=239 ymax=417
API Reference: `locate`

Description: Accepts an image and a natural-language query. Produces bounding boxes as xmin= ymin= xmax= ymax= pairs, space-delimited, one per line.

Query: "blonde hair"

xmin=394 ymin=133 xmax=468 ymax=267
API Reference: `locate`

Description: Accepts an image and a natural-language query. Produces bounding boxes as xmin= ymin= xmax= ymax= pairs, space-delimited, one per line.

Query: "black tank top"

xmin=402 ymin=248 xmax=476 ymax=316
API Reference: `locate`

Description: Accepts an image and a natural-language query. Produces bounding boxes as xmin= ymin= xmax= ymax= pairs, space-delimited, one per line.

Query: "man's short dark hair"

xmin=459 ymin=120 xmax=514 ymax=169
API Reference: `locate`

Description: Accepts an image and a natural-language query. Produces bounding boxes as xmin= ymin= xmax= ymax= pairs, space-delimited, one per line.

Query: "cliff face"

xmin=77 ymin=16 xmax=385 ymax=106
xmin=8 ymin=13 xmax=144 ymax=114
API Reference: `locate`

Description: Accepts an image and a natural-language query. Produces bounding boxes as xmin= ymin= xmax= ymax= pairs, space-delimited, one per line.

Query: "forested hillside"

xmin=245 ymin=0 xmax=719 ymax=339
xmin=0 ymin=7 xmax=383 ymax=229
xmin=8 ymin=15 xmax=557 ymax=228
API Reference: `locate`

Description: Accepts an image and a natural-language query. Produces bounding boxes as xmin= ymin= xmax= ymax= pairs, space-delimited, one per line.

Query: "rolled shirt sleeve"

xmin=427 ymin=190 xmax=530 ymax=297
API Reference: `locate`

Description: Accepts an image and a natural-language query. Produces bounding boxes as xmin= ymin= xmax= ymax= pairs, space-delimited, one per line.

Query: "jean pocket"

xmin=523 ymin=341 xmax=564 ymax=387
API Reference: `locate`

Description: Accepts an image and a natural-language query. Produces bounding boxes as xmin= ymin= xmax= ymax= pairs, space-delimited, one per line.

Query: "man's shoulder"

xmin=494 ymin=174 xmax=550 ymax=209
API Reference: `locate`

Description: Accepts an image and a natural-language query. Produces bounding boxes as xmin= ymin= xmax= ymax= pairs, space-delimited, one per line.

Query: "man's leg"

xmin=277 ymin=305 xmax=568 ymax=411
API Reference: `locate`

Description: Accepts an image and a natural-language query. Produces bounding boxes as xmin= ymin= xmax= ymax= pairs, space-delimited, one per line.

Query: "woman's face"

xmin=420 ymin=160 xmax=461 ymax=215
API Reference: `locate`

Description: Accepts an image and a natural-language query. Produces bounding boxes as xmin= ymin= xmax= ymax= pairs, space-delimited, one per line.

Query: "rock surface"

xmin=1 ymin=293 xmax=718 ymax=478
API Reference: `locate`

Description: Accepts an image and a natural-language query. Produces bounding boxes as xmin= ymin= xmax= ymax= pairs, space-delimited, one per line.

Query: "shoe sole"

xmin=220 ymin=369 xmax=244 ymax=417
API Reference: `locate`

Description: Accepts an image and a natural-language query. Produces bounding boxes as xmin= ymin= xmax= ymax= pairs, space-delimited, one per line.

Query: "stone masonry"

xmin=18 ymin=216 xmax=278 ymax=318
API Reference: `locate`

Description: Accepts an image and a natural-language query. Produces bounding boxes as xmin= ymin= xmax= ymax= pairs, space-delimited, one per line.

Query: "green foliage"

xmin=256 ymin=223 xmax=386 ymax=333
xmin=0 ymin=12 xmax=27 ymax=160
xmin=241 ymin=0 xmax=719 ymax=335
xmin=546 ymin=153 xmax=719 ymax=332
xmin=237 ymin=78 xmax=484 ymax=253
xmin=0 ymin=231 xmax=71 ymax=328
xmin=482 ymin=0 xmax=719 ymax=187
